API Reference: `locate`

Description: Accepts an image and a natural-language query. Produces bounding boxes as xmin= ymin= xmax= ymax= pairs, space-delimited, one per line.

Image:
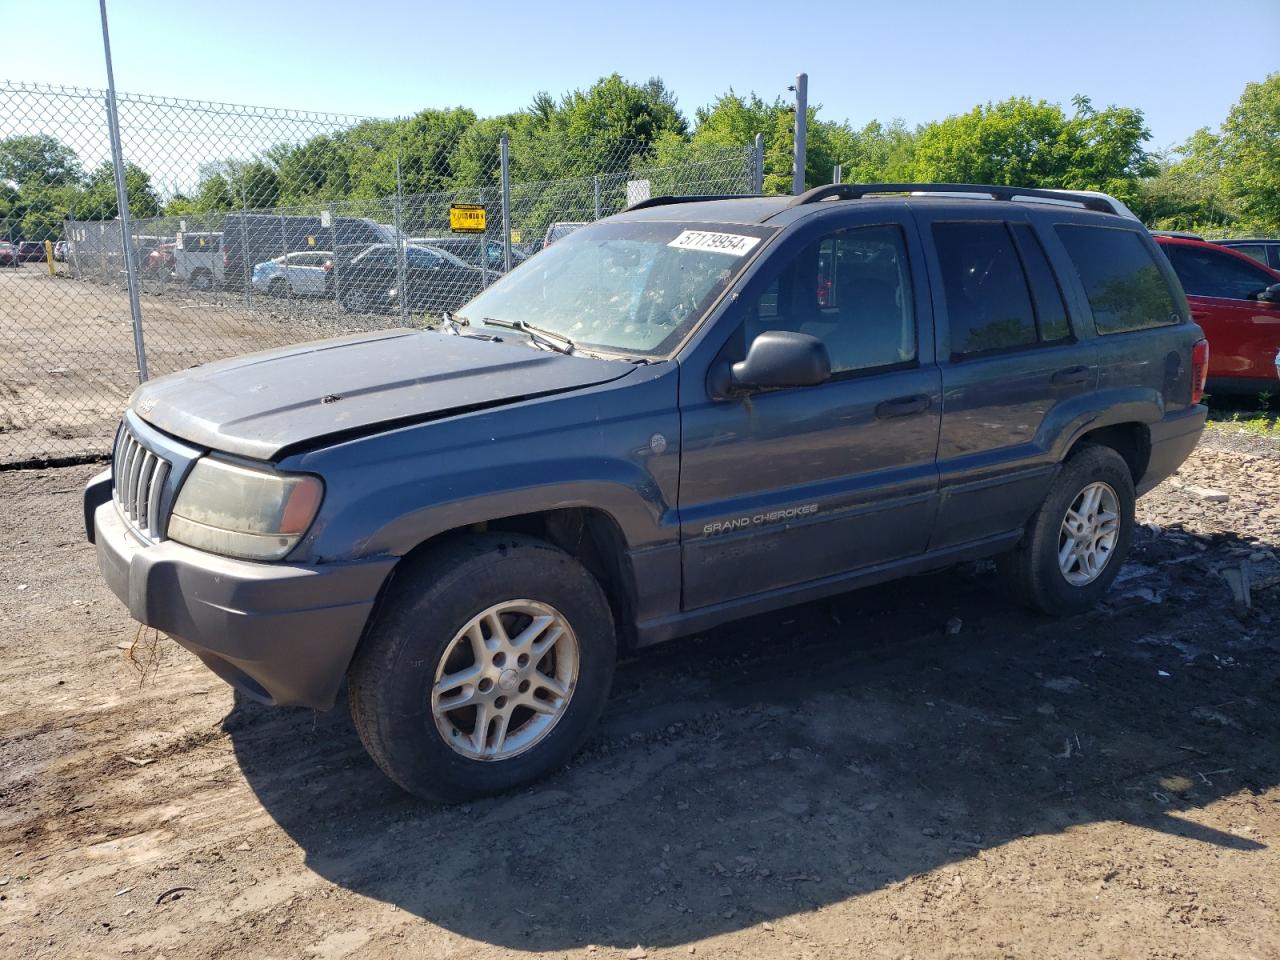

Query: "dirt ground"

xmin=1 ymin=432 xmax=1278 ymax=960
xmin=0 ymin=267 xmax=405 ymax=465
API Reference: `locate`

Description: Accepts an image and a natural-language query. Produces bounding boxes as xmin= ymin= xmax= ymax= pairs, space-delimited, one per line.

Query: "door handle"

xmin=875 ymin=394 xmax=931 ymax=419
xmin=1051 ymin=365 xmax=1090 ymax=386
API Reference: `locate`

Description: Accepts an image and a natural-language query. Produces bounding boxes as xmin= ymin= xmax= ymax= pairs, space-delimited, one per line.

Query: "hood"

xmin=131 ymin=329 xmax=633 ymax=460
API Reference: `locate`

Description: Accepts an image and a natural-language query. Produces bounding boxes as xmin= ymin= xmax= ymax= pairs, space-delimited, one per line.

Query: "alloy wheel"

xmin=430 ymin=600 xmax=579 ymax=762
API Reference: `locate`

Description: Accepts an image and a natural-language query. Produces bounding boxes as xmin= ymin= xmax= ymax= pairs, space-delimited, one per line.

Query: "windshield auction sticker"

xmin=667 ymin=230 xmax=761 ymax=257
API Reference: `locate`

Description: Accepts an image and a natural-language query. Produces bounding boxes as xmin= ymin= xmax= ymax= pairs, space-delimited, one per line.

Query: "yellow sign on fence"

xmin=449 ymin=203 xmax=486 ymax=234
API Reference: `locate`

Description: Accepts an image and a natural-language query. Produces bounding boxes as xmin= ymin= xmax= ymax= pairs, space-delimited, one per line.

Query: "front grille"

xmin=113 ymin=423 xmax=171 ymax=540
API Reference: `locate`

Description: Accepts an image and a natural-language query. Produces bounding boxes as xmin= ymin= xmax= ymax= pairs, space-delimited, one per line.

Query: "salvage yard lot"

xmin=0 ymin=267 xmax=405 ymax=465
xmin=0 ymin=434 xmax=1277 ymax=959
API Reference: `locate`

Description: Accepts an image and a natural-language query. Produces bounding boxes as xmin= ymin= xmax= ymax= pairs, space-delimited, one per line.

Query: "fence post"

xmin=328 ymin=202 xmax=341 ymax=309
xmin=593 ymin=176 xmax=601 ymax=220
xmin=792 ymin=72 xmax=808 ymax=196
xmin=98 ymin=0 xmax=148 ymax=382
xmin=393 ymin=152 xmax=408 ymax=326
xmin=833 ymin=163 xmax=842 ymax=185
xmin=753 ymin=134 xmax=764 ymax=194
xmin=500 ymin=133 xmax=512 ymax=274
xmin=477 ymin=188 xmax=488 ymax=291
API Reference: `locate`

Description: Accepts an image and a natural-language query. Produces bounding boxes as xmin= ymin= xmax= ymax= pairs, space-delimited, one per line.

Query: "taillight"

xmin=223 ymin=251 xmax=229 ymax=268
xmin=1190 ymin=338 xmax=1209 ymax=404
xmin=322 ymin=260 xmax=332 ymax=273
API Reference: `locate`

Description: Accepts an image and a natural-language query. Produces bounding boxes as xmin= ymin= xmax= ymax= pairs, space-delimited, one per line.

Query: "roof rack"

xmin=624 ymin=193 xmax=761 ymax=212
xmin=787 ymin=183 xmax=1133 ymax=218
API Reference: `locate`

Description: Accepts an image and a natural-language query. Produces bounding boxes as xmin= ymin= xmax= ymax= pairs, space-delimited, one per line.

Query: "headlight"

xmin=168 ymin=456 xmax=323 ymax=561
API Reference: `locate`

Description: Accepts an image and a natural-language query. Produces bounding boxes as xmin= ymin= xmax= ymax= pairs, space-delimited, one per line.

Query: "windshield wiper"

xmin=442 ymin=311 xmax=503 ymax=342
xmin=480 ymin=317 xmax=575 ymax=355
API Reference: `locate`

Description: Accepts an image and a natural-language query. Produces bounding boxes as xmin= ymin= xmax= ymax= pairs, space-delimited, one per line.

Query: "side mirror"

xmin=1257 ymin=283 xmax=1280 ymax=304
xmin=724 ymin=331 xmax=831 ymax=393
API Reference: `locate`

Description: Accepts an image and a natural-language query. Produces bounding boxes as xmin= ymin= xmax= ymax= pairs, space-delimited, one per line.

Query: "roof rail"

xmin=624 ymin=193 xmax=761 ymax=212
xmin=787 ymin=183 xmax=1133 ymax=218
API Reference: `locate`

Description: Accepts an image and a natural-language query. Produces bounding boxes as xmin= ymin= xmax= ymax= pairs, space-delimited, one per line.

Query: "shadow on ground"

xmin=227 ymin=525 xmax=1280 ymax=951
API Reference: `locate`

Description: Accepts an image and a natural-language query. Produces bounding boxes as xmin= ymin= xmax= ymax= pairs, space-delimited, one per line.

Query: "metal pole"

xmin=240 ymin=181 xmax=250 ymax=309
xmin=98 ymin=0 xmax=148 ymax=382
xmin=593 ymin=175 xmax=601 ymax=220
xmin=753 ymin=134 xmax=764 ymax=194
xmin=329 ymin=201 xmax=341 ymax=307
xmin=477 ymin=188 xmax=488 ymax=290
xmin=833 ymin=163 xmax=842 ymax=185
xmin=500 ymin=133 xmax=512 ymax=274
xmin=792 ymin=72 xmax=808 ymax=196
xmin=394 ymin=153 xmax=408 ymax=325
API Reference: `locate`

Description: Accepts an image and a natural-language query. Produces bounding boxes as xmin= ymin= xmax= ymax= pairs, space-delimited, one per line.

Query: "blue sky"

xmin=3 ymin=0 xmax=1277 ymax=150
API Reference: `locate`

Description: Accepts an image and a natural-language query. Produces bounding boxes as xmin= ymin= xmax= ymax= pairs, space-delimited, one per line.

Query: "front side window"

xmin=1163 ymin=244 xmax=1275 ymax=301
xmin=457 ymin=220 xmax=776 ymax=357
xmin=735 ymin=225 xmax=915 ymax=374
xmin=1056 ymin=225 xmax=1181 ymax=333
xmin=933 ymin=222 xmax=1037 ymax=357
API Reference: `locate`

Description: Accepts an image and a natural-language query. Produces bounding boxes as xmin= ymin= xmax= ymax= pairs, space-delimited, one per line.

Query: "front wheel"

xmin=997 ymin=444 xmax=1135 ymax=616
xmin=348 ymin=533 xmax=617 ymax=802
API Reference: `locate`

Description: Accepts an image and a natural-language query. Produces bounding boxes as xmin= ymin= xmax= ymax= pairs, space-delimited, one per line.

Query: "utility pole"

xmin=790 ymin=72 xmax=808 ymax=196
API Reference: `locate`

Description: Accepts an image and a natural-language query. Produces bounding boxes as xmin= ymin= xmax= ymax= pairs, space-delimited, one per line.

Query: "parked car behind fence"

xmin=252 ymin=251 xmax=334 ymax=298
xmin=1156 ymin=235 xmax=1280 ymax=394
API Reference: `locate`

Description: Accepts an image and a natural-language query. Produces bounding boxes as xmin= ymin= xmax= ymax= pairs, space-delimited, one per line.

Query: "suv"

xmin=85 ymin=184 xmax=1208 ymax=802
xmin=175 ymin=231 xmax=224 ymax=290
xmin=1154 ymin=235 xmax=1280 ymax=393
xmin=1212 ymin=238 xmax=1280 ymax=270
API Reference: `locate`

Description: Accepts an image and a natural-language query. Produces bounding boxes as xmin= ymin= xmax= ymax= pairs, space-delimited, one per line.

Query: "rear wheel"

xmin=268 ymin=277 xmax=288 ymax=298
xmin=189 ymin=268 xmax=212 ymax=291
xmin=997 ymin=444 xmax=1135 ymax=616
xmin=348 ymin=533 xmax=616 ymax=802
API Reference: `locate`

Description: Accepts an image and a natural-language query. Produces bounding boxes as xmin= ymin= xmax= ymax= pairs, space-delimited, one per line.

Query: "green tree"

xmin=1218 ymin=73 xmax=1280 ymax=232
xmin=71 ymin=160 xmax=160 ymax=220
xmin=911 ymin=96 xmax=1153 ymax=203
xmin=0 ymin=134 xmax=83 ymax=187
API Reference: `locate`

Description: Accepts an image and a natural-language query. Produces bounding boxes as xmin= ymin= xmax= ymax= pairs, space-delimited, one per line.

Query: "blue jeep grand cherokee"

xmin=86 ymin=184 xmax=1209 ymax=801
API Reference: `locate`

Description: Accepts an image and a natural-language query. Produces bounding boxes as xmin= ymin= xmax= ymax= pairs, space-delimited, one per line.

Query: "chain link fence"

xmin=0 ymin=81 xmax=761 ymax=465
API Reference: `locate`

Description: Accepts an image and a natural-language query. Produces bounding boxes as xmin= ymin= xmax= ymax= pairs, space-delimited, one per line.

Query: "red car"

xmin=0 ymin=241 xmax=19 ymax=267
xmin=1155 ymin=235 xmax=1280 ymax=393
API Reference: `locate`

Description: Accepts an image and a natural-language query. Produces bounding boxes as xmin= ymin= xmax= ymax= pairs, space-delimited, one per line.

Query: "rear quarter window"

xmin=1055 ymin=225 xmax=1181 ymax=334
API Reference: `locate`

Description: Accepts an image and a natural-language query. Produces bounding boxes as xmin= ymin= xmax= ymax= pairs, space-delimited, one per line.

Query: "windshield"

xmin=456 ymin=220 xmax=776 ymax=357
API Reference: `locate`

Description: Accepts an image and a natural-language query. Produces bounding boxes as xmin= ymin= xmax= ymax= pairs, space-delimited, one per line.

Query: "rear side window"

xmin=933 ymin=222 xmax=1037 ymax=357
xmin=1055 ymin=225 xmax=1180 ymax=333
xmin=1009 ymin=224 xmax=1071 ymax=342
xmin=1163 ymin=244 xmax=1275 ymax=301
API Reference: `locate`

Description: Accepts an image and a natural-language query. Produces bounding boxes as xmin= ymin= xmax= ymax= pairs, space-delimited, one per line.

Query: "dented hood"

xmin=130 ymin=328 xmax=633 ymax=460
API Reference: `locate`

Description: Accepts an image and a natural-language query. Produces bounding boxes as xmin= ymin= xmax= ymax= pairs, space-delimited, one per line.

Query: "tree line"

xmin=2 ymin=71 xmax=1276 ymax=242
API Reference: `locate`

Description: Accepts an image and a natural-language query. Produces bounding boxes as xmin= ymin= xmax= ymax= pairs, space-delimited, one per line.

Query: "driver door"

xmin=678 ymin=211 xmax=941 ymax=610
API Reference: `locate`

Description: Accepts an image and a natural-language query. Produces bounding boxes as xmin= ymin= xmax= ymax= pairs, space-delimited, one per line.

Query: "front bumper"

xmin=91 ymin=493 xmax=396 ymax=709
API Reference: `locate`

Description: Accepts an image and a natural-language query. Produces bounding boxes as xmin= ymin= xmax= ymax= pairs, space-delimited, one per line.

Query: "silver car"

xmin=251 ymin=251 xmax=334 ymax=298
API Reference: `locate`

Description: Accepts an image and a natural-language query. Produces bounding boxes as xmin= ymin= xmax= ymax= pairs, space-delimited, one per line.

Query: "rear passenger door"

xmin=916 ymin=213 xmax=1097 ymax=551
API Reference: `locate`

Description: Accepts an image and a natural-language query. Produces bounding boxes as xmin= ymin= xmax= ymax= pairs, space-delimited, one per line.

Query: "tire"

xmin=268 ymin=277 xmax=289 ymax=298
xmin=997 ymin=444 xmax=1135 ymax=616
xmin=189 ymin=268 xmax=212 ymax=291
xmin=348 ymin=533 xmax=617 ymax=802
